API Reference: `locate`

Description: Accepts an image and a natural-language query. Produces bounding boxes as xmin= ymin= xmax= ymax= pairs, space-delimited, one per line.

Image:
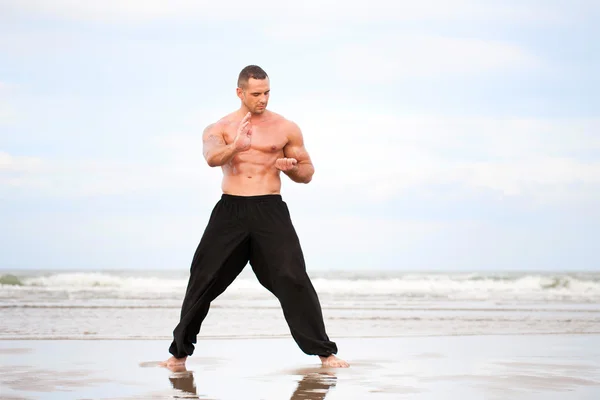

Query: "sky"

xmin=0 ymin=0 xmax=598 ymax=272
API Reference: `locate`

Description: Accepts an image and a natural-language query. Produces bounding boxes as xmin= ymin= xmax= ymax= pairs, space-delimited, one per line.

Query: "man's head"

xmin=236 ymin=65 xmax=270 ymax=115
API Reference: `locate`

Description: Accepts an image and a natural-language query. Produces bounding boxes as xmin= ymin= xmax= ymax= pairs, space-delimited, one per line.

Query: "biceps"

xmin=286 ymin=144 xmax=311 ymax=163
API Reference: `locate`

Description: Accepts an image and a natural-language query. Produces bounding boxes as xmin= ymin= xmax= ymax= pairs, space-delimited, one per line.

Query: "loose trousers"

xmin=169 ymin=194 xmax=338 ymax=359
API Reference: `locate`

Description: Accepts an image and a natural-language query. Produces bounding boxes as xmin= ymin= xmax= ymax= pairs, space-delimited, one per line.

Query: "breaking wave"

xmin=1 ymin=271 xmax=599 ymax=303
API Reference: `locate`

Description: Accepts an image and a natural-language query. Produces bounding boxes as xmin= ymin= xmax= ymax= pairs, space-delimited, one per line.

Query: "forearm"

xmin=205 ymin=144 xmax=239 ymax=167
xmin=284 ymin=162 xmax=314 ymax=183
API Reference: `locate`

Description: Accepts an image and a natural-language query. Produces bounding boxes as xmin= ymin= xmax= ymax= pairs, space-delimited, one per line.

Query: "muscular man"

xmin=161 ymin=65 xmax=349 ymax=368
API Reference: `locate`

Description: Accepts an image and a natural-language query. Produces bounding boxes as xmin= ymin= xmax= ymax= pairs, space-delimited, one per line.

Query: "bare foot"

xmin=165 ymin=363 xmax=188 ymax=373
xmin=159 ymin=356 xmax=187 ymax=368
xmin=319 ymin=355 xmax=350 ymax=368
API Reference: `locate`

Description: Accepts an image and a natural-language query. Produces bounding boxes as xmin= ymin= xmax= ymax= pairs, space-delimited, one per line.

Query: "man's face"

xmin=238 ymin=78 xmax=270 ymax=114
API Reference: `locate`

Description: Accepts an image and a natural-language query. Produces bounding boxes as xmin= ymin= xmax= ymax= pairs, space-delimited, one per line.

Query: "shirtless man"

xmin=161 ymin=65 xmax=349 ymax=368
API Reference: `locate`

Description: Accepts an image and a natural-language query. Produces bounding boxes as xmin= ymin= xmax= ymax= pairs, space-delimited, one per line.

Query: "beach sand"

xmin=1 ymin=335 xmax=599 ymax=399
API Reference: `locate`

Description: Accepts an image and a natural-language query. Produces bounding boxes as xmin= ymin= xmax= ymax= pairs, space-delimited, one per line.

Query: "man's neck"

xmin=239 ymin=108 xmax=270 ymax=123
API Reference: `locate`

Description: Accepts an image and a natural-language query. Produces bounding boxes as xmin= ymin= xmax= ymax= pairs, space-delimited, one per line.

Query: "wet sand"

xmin=1 ymin=335 xmax=599 ymax=399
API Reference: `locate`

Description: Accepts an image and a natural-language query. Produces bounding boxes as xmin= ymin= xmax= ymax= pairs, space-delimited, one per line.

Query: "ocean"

xmin=1 ymin=269 xmax=599 ymax=341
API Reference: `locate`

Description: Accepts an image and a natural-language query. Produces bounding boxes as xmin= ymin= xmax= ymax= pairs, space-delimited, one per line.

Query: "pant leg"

xmin=169 ymin=199 xmax=250 ymax=358
xmin=248 ymin=198 xmax=338 ymax=357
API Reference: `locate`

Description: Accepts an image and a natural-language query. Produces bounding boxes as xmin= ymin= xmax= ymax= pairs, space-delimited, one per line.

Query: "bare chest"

xmin=224 ymin=122 xmax=288 ymax=154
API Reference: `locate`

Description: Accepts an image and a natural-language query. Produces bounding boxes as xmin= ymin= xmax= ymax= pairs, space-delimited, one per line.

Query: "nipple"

xmin=271 ymin=145 xmax=276 ymax=151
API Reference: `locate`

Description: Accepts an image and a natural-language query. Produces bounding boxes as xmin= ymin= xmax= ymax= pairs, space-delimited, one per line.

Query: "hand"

xmin=233 ymin=112 xmax=252 ymax=151
xmin=275 ymin=157 xmax=298 ymax=171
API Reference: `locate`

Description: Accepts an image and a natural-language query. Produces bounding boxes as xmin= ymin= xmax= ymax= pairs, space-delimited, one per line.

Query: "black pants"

xmin=169 ymin=194 xmax=338 ymax=359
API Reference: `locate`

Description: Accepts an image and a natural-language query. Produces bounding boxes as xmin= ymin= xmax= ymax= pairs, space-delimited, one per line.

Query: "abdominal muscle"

xmin=220 ymin=150 xmax=283 ymax=196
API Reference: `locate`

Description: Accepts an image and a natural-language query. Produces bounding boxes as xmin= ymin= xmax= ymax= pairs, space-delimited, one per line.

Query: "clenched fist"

xmin=275 ymin=157 xmax=298 ymax=171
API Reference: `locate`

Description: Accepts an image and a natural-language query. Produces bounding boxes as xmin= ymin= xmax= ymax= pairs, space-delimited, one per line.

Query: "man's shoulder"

xmin=216 ymin=111 xmax=240 ymax=126
xmin=268 ymin=111 xmax=300 ymax=131
xmin=204 ymin=112 xmax=238 ymax=133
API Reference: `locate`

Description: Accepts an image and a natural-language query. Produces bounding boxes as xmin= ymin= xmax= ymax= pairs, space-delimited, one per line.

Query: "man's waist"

xmin=221 ymin=193 xmax=283 ymax=203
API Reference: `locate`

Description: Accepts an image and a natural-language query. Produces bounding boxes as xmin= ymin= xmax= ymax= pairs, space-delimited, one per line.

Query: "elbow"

xmin=204 ymin=153 xmax=220 ymax=168
xmin=303 ymin=169 xmax=314 ymax=184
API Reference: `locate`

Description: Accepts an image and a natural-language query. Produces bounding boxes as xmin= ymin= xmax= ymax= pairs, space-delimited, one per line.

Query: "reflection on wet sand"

xmin=166 ymin=364 xmax=200 ymax=399
xmin=288 ymin=371 xmax=337 ymax=399
xmin=166 ymin=365 xmax=337 ymax=400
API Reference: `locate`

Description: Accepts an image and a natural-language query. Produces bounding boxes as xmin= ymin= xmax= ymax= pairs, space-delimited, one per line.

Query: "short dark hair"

xmin=237 ymin=65 xmax=268 ymax=89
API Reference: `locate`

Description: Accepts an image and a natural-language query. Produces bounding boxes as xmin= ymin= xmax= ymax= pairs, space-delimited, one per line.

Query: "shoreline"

xmin=2 ymin=334 xmax=599 ymax=399
xmin=2 ymin=330 xmax=600 ymax=341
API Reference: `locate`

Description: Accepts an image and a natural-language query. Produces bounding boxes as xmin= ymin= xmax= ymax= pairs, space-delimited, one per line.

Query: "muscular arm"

xmin=202 ymin=123 xmax=239 ymax=167
xmin=282 ymin=122 xmax=315 ymax=184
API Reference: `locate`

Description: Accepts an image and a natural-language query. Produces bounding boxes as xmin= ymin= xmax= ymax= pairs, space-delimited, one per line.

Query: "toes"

xmin=319 ymin=356 xmax=349 ymax=368
xmin=331 ymin=360 xmax=349 ymax=368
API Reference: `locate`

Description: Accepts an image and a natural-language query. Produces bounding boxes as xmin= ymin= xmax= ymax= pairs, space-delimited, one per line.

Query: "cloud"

xmin=0 ymin=82 xmax=17 ymax=124
xmin=0 ymin=138 xmax=220 ymax=198
xmin=0 ymin=31 xmax=80 ymax=59
xmin=0 ymin=151 xmax=43 ymax=172
xmin=0 ymin=103 xmax=14 ymax=124
xmin=3 ymin=111 xmax=598 ymax=206
xmin=1 ymin=158 xmax=207 ymax=197
xmin=279 ymin=110 xmax=600 ymax=204
xmin=0 ymin=152 xmax=44 ymax=187
xmin=291 ymin=214 xmax=447 ymax=269
xmin=331 ymin=35 xmax=542 ymax=80
xmin=1 ymin=0 xmax=566 ymax=23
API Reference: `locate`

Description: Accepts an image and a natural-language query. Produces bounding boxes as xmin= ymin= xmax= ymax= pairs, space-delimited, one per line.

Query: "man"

xmin=161 ymin=65 xmax=349 ymax=368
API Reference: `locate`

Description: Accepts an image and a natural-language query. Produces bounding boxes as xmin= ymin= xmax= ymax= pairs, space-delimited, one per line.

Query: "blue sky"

xmin=0 ymin=0 xmax=598 ymax=271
